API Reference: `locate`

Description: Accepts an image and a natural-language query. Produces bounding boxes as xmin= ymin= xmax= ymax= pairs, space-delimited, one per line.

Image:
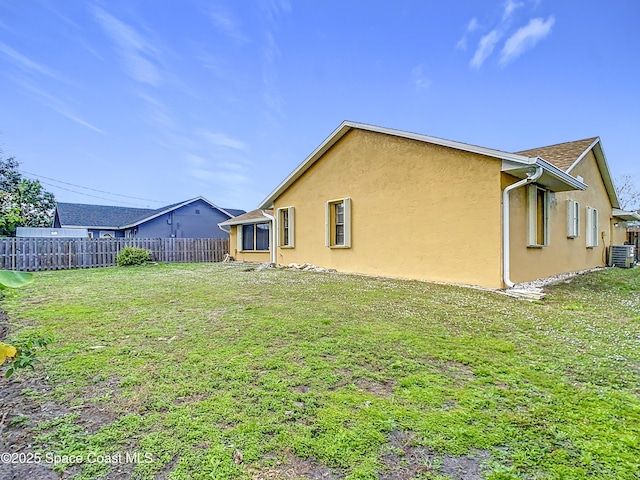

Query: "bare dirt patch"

xmin=0 ymin=310 xmax=123 ymax=479
xmin=249 ymin=450 xmax=343 ymax=480
xmin=380 ymin=430 xmax=490 ymax=480
xmin=354 ymin=377 xmax=396 ymax=397
xmin=440 ymin=360 xmax=476 ymax=385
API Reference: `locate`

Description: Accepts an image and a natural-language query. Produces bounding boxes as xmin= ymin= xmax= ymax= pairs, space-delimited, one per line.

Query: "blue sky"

xmin=1 ymin=0 xmax=638 ymax=211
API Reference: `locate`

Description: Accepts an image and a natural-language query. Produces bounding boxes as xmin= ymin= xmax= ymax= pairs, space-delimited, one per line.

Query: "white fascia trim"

xmin=535 ymin=158 xmax=588 ymax=190
xmin=258 ymin=120 xmax=535 ymax=209
xmin=565 ymin=138 xmax=600 ymax=174
xmin=350 ymin=121 xmax=534 ymax=163
xmin=565 ymin=138 xmax=620 ymax=208
xmin=612 ymin=208 xmax=640 ymax=221
xmin=119 ymin=196 xmax=232 ymax=229
xmin=261 ymin=210 xmax=276 ymax=264
xmin=61 ymin=225 xmax=118 ymax=230
xmin=218 ymin=215 xmax=271 ymax=226
xmin=258 ymin=122 xmax=353 ymax=209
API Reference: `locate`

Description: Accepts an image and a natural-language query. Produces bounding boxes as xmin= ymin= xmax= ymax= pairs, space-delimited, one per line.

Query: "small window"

xmin=256 ymin=223 xmax=270 ymax=250
xmin=586 ymin=207 xmax=598 ymax=248
xmin=567 ymin=200 xmax=580 ymax=238
xmin=242 ymin=224 xmax=254 ymax=251
xmin=527 ymin=185 xmax=549 ymax=247
xmin=325 ymin=198 xmax=351 ymax=248
xmin=195 ymin=209 xmax=200 ymax=215
xmin=277 ymin=206 xmax=295 ymax=247
xmin=238 ymin=223 xmax=270 ymax=252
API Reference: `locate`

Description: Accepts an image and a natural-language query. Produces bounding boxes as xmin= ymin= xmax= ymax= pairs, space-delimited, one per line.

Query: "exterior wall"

xmin=228 ymin=225 xmax=271 ymax=262
xmin=88 ymin=229 xmax=123 ymax=238
xmin=508 ymin=150 xmax=615 ymax=284
xmin=136 ymin=200 xmax=231 ymax=238
xmin=271 ymin=129 xmax=504 ymax=288
xmin=611 ymin=221 xmax=628 ymax=245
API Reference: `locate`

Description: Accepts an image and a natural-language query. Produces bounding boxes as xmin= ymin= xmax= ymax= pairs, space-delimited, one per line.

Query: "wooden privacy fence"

xmin=0 ymin=237 xmax=229 ymax=272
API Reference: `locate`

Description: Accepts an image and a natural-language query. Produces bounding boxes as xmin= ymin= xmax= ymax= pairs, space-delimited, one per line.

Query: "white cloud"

xmin=208 ymin=4 xmax=249 ymax=43
xmin=199 ymin=131 xmax=247 ymax=151
xmin=411 ymin=65 xmax=432 ymax=91
xmin=92 ymin=6 xmax=163 ymax=86
xmin=503 ymin=0 xmax=524 ymax=21
xmin=500 ymin=16 xmax=555 ymax=65
xmin=260 ymin=0 xmax=292 ymax=22
xmin=470 ymin=30 xmax=502 ymax=69
xmin=16 ymin=80 xmax=105 ymax=134
xmin=455 ymin=17 xmax=479 ymax=51
xmin=0 ymin=42 xmax=63 ymax=80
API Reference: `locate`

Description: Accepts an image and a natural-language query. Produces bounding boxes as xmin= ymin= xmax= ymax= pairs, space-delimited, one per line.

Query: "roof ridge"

xmin=516 ymin=136 xmax=599 ymax=154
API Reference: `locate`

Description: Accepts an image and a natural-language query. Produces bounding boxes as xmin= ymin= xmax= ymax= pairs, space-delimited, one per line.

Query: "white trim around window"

xmin=586 ymin=207 xmax=599 ymax=248
xmin=277 ymin=206 xmax=295 ymax=248
xmin=325 ymin=197 xmax=351 ymax=248
xmin=237 ymin=222 xmax=270 ymax=252
xmin=567 ymin=199 xmax=580 ymax=238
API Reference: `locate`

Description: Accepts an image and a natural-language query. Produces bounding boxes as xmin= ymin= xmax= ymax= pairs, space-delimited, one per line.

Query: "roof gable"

xmin=258 ymin=121 xmax=586 ymax=209
xmin=515 ymin=137 xmax=599 ymax=171
xmin=58 ymin=197 xmax=245 ymax=229
xmin=515 ymin=137 xmax=620 ymax=208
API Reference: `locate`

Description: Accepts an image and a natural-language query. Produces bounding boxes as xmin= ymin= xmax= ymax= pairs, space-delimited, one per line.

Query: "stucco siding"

xmin=508 ymin=150 xmax=615 ymax=283
xmin=229 ymin=225 xmax=271 ymax=262
xmin=272 ymin=129 xmax=504 ymax=288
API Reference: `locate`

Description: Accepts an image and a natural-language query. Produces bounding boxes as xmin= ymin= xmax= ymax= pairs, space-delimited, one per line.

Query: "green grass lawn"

xmin=1 ymin=263 xmax=639 ymax=479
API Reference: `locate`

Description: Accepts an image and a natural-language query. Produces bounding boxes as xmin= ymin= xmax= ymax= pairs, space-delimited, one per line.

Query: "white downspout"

xmin=262 ymin=210 xmax=277 ymax=264
xmin=503 ymin=165 xmax=543 ymax=288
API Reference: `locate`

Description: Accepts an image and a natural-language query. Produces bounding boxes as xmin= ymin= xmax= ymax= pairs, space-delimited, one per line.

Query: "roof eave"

xmin=218 ymin=210 xmax=272 ymax=226
xmin=536 ymin=158 xmax=588 ymax=191
xmin=502 ymin=157 xmax=588 ymax=192
xmin=259 ymin=120 xmax=537 ymax=209
xmin=612 ymin=208 xmax=640 ymax=222
xmin=60 ymin=224 xmax=120 ymax=229
xmin=119 ymin=196 xmax=231 ymax=229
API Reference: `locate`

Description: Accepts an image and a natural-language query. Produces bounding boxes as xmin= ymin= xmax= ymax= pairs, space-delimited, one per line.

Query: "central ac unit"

xmin=608 ymin=245 xmax=635 ymax=268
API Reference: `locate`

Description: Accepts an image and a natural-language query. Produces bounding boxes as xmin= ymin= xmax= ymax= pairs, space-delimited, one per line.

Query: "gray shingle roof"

xmin=57 ymin=199 xmax=246 ymax=228
xmin=515 ymin=137 xmax=599 ymax=171
xmin=222 ymin=208 xmax=247 ymax=217
xmin=56 ymin=203 xmax=156 ymax=228
xmin=219 ymin=209 xmax=272 ymax=226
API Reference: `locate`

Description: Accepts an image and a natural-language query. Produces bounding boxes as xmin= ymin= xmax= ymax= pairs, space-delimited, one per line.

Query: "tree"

xmin=615 ymin=174 xmax=640 ymax=212
xmin=0 ymin=153 xmax=56 ymax=236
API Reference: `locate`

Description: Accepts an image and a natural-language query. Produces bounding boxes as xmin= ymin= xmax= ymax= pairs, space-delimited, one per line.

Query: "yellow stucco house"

xmin=220 ymin=121 xmax=639 ymax=289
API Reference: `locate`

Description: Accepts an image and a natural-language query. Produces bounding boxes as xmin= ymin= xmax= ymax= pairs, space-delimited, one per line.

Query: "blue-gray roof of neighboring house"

xmin=222 ymin=208 xmax=246 ymax=217
xmin=56 ymin=199 xmax=246 ymax=229
xmin=56 ymin=203 xmax=155 ymax=228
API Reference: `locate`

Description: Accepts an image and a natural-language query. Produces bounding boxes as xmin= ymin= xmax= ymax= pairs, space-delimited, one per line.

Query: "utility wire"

xmin=34 ymin=179 xmax=155 ymax=208
xmin=19 ymin=169 xmax=167 ymax=204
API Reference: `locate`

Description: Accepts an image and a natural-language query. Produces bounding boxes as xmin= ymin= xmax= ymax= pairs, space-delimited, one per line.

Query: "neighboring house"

xmin=221 ymin=121 xmax=640 ymax=289
xmin=55 ymin=197 xmax=245 ymax=239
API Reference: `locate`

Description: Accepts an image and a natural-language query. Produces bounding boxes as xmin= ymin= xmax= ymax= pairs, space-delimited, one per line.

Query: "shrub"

xmin=116 ymin=247 xmax=152 ymax=266
xmin=1 ymin=334 xmax=52 ymax=378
